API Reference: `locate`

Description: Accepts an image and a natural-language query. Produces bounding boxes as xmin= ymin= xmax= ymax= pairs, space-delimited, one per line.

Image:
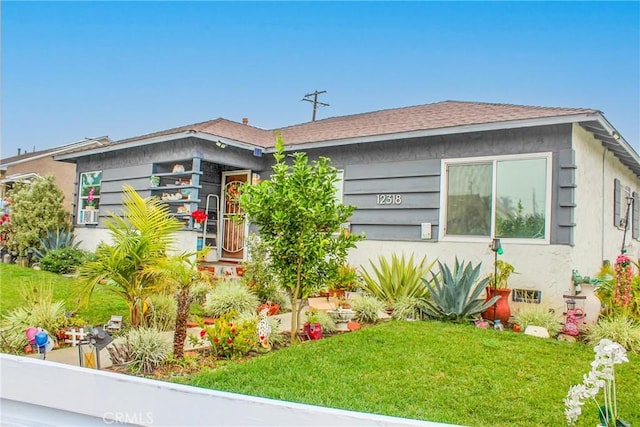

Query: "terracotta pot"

xmin=257 ymin=303 xmax=281 ymax=316
xmin=268 ymin=304 xmax=280 ymax=316
xmin=328 ymin=289 xmax=345 ymax=298
xmin=482 ymin=288 xmax=512 ymax=325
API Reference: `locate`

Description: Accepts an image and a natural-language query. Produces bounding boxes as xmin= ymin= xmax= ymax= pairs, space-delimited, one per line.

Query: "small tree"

xmin=144 ymin=254 xmax=213 ymax=358
xmin=239 ymin=136 xmax=363 ymax=339
xmin=4 ymin=175 xmax=70 ymax=255
xmin=77 ymin=185 xmax=184 ymax=327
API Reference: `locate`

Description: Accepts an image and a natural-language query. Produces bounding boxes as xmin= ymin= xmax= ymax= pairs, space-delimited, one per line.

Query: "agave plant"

xmin=359 ymin=253 xmax=434 ymax=308
xmin=423 ymin=258 xmax=499 ymax=322
xmin=32 ymin=228 xmax=81 ymax=260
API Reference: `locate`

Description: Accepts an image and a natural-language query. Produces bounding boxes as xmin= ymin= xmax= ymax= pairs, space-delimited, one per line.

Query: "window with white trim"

xmin=443 ymin=154 xmax=551 ymax=240
xmin=78 ymin=171 xmax=102 ymax=224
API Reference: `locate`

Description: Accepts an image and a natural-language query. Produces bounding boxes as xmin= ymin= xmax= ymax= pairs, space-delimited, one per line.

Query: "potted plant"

xmin=328 ymin=263 xmax=358 ymax=298
xmin=482 ymin=259 xmax=515 ymax=324
xmin=303 ymin=310 xmax=323 ymax=340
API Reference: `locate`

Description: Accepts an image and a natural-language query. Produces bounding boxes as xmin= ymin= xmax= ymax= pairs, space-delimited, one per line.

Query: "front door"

xmin=220 ymin=170 xmax=250 ymax=261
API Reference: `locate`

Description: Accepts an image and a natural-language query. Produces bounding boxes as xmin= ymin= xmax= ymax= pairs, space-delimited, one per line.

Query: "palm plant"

xmin=144 ymin=254 xmax=213 ymax=358
xmin=423 ymin=259 xmax=499 ymax=322
xmin=76 ymin=185 xmax=184 ymax=328
xmin=359 ymin=253 xmax=434 ymax=309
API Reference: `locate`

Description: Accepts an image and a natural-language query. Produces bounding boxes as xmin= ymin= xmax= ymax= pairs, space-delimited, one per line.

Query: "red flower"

xmin=213 ymin=337 xmax=219 ymax=344
xmin=191 ymin=210 xmax=207 ymax=224
xmin=228 ymin=323 xmax=233 ymax=328
xmin=227 ymin=338 xmax=233 ymax=345
xmin=231 ymin=328 xmax=236 ymax=334
xmin=260 ymin=335 xmax=265 ymax=340
xmin=199 ymin=329 xmax=206 ymax=337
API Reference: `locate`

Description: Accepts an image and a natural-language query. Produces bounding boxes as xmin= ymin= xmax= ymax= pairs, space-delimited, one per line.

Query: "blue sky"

xmin=2 ymin=1 xmax=639 ymax=157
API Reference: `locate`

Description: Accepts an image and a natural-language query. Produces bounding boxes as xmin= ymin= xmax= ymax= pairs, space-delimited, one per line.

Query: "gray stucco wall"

xmin=72 ymin=125 xmax=573 ymax=245
xmin=73 ymin=138 xmax=267 ymax=226
xmin=281 ymin=124 xmax=573 ymax=244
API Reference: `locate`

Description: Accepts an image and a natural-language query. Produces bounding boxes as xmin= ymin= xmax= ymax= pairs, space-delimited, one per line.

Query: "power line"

xmin=302 ymin=90 xmax=329 ymax=122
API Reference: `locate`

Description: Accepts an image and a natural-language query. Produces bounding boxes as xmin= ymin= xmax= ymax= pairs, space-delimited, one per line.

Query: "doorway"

xmin=220 ymin=170 xmax=251 ymax=261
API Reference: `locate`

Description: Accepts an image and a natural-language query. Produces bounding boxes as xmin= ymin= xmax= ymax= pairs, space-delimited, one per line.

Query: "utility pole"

xmin=302 ymin=90 xmax=329 ymax=121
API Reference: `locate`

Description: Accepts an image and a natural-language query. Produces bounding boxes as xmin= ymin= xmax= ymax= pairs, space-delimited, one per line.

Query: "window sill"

xmin=440 ymin=236 xmax=550 ymax=245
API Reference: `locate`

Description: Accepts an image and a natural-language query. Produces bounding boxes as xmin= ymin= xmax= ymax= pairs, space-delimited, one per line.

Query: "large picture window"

xmin=444 ymin=155 xmax=550 ymax=241
xmin=78 ymin=171 xmax=102 ymax=224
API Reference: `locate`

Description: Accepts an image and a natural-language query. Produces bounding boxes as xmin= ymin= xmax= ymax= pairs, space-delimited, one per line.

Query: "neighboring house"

xmin=1 ymin=138 xmax=110 ymax=212
xmin=56 ymin=101 xmax=640 ymax=310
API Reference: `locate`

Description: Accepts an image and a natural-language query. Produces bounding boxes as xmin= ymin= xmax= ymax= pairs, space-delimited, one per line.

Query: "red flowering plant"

xmin=596 ymin=254 xmax=640 ymax=319
xmin=0 ymin=212 xmax=10 ymax=245
xmin=0 ymin=198 xmax=11 ymax=245
xmin=614 ymin=254 xmax=633 ymax=308
xmin=189 ymin=314 xmax=257 ymax=359
xmin=191 ymin=209 xmax=207 ymax=224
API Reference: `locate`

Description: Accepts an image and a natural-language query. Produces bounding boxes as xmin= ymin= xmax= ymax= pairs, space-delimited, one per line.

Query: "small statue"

xmin=562 ymin=307 xmax=586 ymax=336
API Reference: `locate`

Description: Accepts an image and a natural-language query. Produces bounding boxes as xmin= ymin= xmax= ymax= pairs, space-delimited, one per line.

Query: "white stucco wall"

xmin=75 ymin=228 xmax=201 ymax=257
xmin=572 ymin=124 xmax=640 ymax=271
xmin=348 ymin=240 xmax=572 ymax=313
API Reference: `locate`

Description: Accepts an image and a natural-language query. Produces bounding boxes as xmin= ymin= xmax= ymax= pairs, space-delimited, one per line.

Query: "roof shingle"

xmin=110 ymin=100 xmax=599 ymax=148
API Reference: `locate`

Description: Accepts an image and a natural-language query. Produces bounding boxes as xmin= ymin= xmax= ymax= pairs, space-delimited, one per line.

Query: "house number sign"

xmin=376 ymin=194 xmax=402 ymax=205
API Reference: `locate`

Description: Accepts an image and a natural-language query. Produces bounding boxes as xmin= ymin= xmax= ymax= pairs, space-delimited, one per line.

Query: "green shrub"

xmin=0 ymin=283 xmax=66 ymax=351
xmin=359 ymin=253 xmax=433 ymax=308
xmin=587 ymin=317 xmax=640 ymax=353
xmin=191 ymin=280 xmax=215 ymax=305
xmin=392 ymin=296 xmax=430 ymax=321
xmin=423 ymin=259 xmax=498 ymax=322
xmin=512 ymin=306 xmax=562 ymax=336
xmin=351 ymin=294 xmax=385 ymax=324
xmin=39 ymin=247 xmax=92 ymax=274
xmin=203 ymin=280 xmax=259 ymax=317
xmin=314 ymin=310 xmax=337 ymax=333
xmin=109 ymin=327 xmax=171 ymax=374
xmin=146 ymin=294 xmax=177 ymax=331
xmin=241 ymin=235 xmax=279 ymax=302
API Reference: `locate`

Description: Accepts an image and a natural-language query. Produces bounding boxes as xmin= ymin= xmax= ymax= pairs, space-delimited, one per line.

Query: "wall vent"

xmin=512 ymin=289 xmax=542 ymax=304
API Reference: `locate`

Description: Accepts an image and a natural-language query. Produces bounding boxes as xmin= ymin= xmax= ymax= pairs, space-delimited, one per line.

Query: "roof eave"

xmin=580 ymin=116 xmax=640 ymax=177
xmin=54 ymin=131 xmax=256 ymax=161
xmin=265 ymin=113 xmax=600 ymax=152
xmin=2 ymin=137 xmax=108 ymax=168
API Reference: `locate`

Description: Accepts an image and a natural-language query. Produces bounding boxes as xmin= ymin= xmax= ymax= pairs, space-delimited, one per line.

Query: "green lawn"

xmin=186 ymin=321 xmax=640 ymax=427
xmin=2 ymin=264 xmax=638 ymax=426
xmin=0 ymin=264 xmax=127 ymax=325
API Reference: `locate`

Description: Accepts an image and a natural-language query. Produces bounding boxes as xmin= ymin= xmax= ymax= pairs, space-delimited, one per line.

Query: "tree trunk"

xmin=130 ymin=298 xmax=139 ymax=328
xmin=290 ymin=293 xmax=299 ymax=341
xmin=174 ymin=288 xmax=190 ymax=359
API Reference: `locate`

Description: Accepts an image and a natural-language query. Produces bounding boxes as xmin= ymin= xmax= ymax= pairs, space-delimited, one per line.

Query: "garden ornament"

xmin=257 ymin=308 xmax=271 ymax=350
xmin=25 ymin=326 xmax=38 ymax=344
xmin=562 ymin=307 xmax=586 ymax=336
